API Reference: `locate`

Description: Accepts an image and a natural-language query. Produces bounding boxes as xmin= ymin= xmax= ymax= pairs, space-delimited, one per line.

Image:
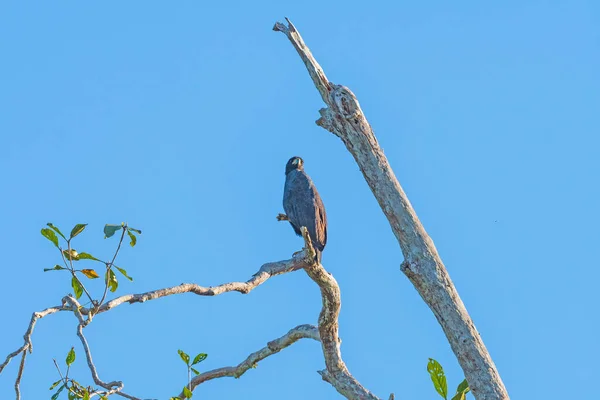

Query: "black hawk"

xmin=280 ymin=156 xmax=327 ymax=263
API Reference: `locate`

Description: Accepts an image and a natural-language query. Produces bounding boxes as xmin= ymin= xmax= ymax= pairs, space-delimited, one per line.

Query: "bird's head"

xmin=285 ymin=156 xmax=304 ymax=175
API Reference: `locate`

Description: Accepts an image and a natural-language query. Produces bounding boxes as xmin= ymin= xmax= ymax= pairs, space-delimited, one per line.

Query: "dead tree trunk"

xmin=274 ymin=19 xmax=509 ymax=400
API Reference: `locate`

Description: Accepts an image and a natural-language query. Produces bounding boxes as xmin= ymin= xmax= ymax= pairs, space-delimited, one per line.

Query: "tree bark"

xmin=274 ymin=19 xmax=509 ymax=400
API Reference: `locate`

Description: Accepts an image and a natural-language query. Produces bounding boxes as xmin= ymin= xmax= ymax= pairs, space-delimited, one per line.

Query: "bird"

xmin=278 ymin=156 xmax=327 ymax=263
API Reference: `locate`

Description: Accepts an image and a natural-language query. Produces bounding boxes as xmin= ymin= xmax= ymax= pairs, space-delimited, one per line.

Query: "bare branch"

xmin=0 ymin=305 xmax=62 ymax=374
xmin=178 ymin=324 xmax=320 ymax=398
xmin=274 ymin=18 xmax=509 ymax=400
xmin=88 ymin=254 xmax=310 ymax=316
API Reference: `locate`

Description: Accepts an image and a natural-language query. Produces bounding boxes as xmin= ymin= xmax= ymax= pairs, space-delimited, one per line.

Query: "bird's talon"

xmin=276 ymin=213 xmax=289 ymax=222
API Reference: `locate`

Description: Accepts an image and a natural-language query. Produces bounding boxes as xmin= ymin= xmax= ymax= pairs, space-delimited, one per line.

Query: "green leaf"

xmin=104 ymin=224 xmax=122 ymax=239
xmin=70 ymin=224 xmax=87 ymax=239
xmin=456 ymin=379 xmax=469 ymax=394
xmin=83 ymin=391 xmax=90 ymax=400
xmin=49 ymin=379 xmax=62 ymax=390
xmin=44 ymin=265 xmax=66 ymax=272
xmin=80 ymin=269 xmax=99 ymax=279
xmin=47 ymin=223 xmax=67 ymax=240
xmin=192 ymin=353 xmax=207 ymax=365
xmin=451 ymin=379 xmax=470 ymax=400
xmin=114 ymin=266 xmax=133 ymax=281
xmin=41 ymin=228 xmax=59 ymax=248
xmin=127 ymin=230 xmax=137 ymax=247
xmin=178 ymin=349 xmax=190 ymax=365
xmin=66 ymin=347 xmax=76 ymax=367
xmin=51 ymin=384 xmax=65 ymax=400
xmin=191 ymin=367 xmax=201 ymax=375
xmin=63 ymin=249 xmax=80 ymax=261
xmin=78 ymin=252 xmax=101 ymax=261
xmin=427 ymin=358 xmax=448 ymax=399
xmin=107 ymin=269 xmax=118 ymax=292
xmin=128 ymin=227 xmax=142 ymax=234
xmin=71 ymin=277 xmax=84 ymax=299
xmin=183 ymin=386 xmax=193 ymax=399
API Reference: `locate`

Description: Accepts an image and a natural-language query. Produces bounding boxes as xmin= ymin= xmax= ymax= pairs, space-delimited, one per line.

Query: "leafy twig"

xmin=61 ymin=239 xmax=95 ymax=306
xmin=178 ymin=325 xmax=319 ymax=398
xmin=97 ymin=225 xmax=128 ymax=311
xmin=174 ymin=350 xmax=208 ymax=399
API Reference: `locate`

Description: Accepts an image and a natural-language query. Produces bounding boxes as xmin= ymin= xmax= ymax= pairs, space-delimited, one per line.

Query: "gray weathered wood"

xmin=274 ymin=18 xmax=509 ymax=400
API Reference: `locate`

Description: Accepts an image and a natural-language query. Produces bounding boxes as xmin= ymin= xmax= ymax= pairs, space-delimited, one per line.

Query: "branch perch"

xmin=304 ymin=263 xmax=379 ymax=400
xmin=90 ymin=254 xmax=310 ymax=316
xmin=274 ymin=18 xmax=509 ymax=400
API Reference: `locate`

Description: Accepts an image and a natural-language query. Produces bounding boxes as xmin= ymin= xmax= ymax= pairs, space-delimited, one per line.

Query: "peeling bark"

xmin=274 ymin=18 xmax=509 ymax=400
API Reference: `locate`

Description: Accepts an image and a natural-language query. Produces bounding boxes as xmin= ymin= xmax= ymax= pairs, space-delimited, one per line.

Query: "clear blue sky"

xmin=1 ymin=1 xmax=598 ymax=399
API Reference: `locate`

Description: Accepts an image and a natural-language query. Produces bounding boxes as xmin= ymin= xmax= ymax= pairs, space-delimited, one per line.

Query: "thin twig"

xmin=53 ymin=359 xmax=65 ymax=381
xmin=61 ymin=245 xmax=95 ymax=306
xmin=14 ymin=350 xmax=26 ymax=400
xmin=0 ymin=305 xmax=63 ymax=374
xmin=97 ymin=226 xmax=128 ymax=310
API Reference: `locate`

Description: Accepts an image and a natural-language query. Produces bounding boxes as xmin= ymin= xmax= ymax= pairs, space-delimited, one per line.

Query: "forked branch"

xmin=0 ymin=250 xmax=313 ymax=399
